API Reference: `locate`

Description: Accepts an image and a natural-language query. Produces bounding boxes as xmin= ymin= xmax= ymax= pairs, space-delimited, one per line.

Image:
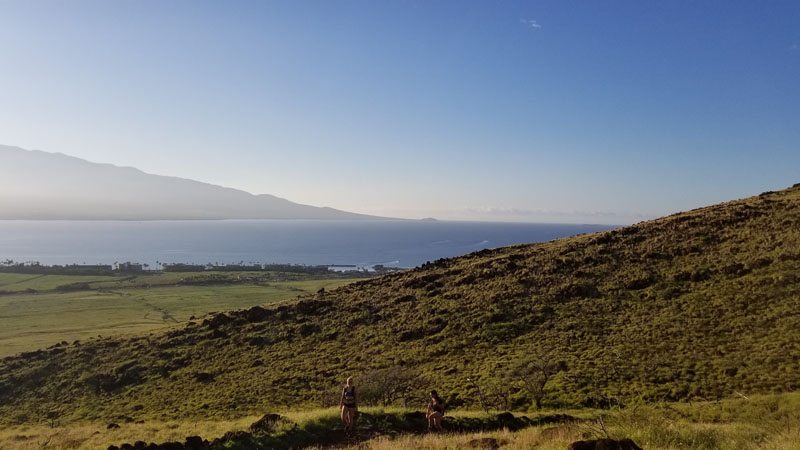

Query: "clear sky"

xmin=0 ymin=1 xmax=798 ymax=224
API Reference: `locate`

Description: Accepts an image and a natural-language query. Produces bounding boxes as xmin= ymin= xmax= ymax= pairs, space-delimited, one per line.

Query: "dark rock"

xmin=690 ymin=268 xmax=713 ymax=282
xmin=555 ymin=282 xmax=600 ymax=300
xmin=133 ymin=441 xmax=148 ymax=449
xmin=154 ymin=442 xmax=184 ymax=450
xmin=203 ymin=313 xmax=232 ymax=329
xmin=496 ymin=412 xmax=515 ymax=422
xmin=193 ymin=372 xmax=215 ymax=383
xmin=528 ymin=414 xmax=580 ymax=427
xmin=403 ymin=273 xmax=442 ymax=289
xmin=84 ymin=373 xmax=120 ymax=393
xmin=224 ymin=431 xmax=252 ymax=441
xmin=211 ymin=431 xmax=253 ymax=446
xmin=183 ymin=435 xmax=205 ymax=449
xmin=107 ymin=423 xmax=120 ymax=429
xmin=294 ymin=299 xmax=331 ymax=315
xmin=323 ymin=331 xmax=340 ymax=340
xmin=467 ymin=438 xmax=501 ymax=449
xmin=393 ymin=294 xmax=417 ymax=303
xmin=398 ymin=329 xmax=425 ymax=342
xmin=722 ymin=263 xmax=749 ymax=276
xmin=625 ymin=274 xmax=655 ymax=290
xmin=120 ymin=444 xmax=134 ymax=450
xmin=247 ymin=336 xmax=270 ymax=347
xmin=245 ymin=306 xmax=271 ymax=323
xmin=19 ymin=350 xmax=43 ymax=359
xmin=493 ymin=412 xmax=529 ymax=431
xmin=249 ymin=413 xmax=286 ymax=434
xmin=276 ymin=305 xmax=292 ymax=320
xmin=568 ymin=441 xmax=596 ymax=450
xmin=107 ymin=446 xmax=120 ymax=450
xmin=298 ymin=323 xmax=321 ymax=336
xmin=210 ymin=329 xmax=228 ymax=339
xmin=568 ymin=438 xmax=643 ymax=450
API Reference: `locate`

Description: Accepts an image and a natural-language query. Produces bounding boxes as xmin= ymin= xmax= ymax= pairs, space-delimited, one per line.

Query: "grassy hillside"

xmin=1 ymin=185 xmax=799 ymax=425
xmin=0 ymin=272 xmax=360 ymax=357
xmin=2 ymin=393 xmax=798 ymax=449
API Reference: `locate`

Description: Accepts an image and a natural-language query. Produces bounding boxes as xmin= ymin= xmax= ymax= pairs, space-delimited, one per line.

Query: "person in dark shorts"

xmin=426 ymin=390 xmax=445 ymax=432
xmin=340 ymin=376 xmax=358 ymax=432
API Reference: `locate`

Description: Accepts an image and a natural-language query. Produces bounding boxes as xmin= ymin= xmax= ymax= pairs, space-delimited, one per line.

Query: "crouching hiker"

xmin=426 ymin=390 xmax=445 ymax=432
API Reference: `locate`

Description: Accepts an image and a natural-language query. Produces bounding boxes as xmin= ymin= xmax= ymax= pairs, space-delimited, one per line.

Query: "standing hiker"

xmin=340 ymin=376 xmax=358 ymax=432
xmin=426 ymin=390 xmax=445 ymax=432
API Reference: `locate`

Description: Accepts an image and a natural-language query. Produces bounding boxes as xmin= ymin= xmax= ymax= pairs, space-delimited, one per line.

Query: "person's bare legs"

xmin=341 ymin=406 xmax=351 ymax=431
xmin=434 ymin=412 xmax=443 ymax=431
xmin=348 ymin=408 xmax=357 ymax=431
xmin=428 ymin=412 xmax=443 ymax=432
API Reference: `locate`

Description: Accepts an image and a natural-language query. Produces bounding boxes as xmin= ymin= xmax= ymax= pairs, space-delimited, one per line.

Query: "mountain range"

xmin=0 ymin=145 xmax=377 ymax=220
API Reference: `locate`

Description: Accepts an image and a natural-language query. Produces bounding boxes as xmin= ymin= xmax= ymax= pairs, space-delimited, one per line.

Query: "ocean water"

xmin=0 ymin=220 xmax=614 ymax=269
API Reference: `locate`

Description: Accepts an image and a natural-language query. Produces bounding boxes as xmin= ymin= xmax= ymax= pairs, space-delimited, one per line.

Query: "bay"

xmin=0 ymin=220 xmax=614 ymax=269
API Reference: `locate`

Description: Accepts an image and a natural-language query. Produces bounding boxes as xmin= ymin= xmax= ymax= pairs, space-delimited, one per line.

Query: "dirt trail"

xmin=0 ymin=274 xmax=47 ymax=288
xmin=105 ymin=290 xmax=180 ymax=324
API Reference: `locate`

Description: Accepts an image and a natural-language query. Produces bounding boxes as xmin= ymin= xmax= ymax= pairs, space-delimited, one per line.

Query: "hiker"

xmin=339 ymin=376 xmax=358 ymax=432
xmin=426 ymin=390 xmax=445 ymax=432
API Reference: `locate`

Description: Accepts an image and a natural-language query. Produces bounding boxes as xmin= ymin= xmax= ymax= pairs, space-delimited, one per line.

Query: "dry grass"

xmin=0 ymin=417 xmax=257 ymax=450
xmin=332 ymin=419 xmax=800 ymax=450
xmin=2 ymin=395 xmax=799 ymax=450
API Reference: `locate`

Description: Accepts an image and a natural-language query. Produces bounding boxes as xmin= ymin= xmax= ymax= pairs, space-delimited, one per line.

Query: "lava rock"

xmin=568 ymin=438 xmax=643 ymax=450
xmin=249 ymin=413 xmax=286 ymax=434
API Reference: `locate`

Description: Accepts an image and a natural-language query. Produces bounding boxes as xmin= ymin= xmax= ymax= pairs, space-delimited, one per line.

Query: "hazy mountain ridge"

xmin=0 ymin=145 xmax=378 ymax=220
xmin=1 ymin=185 xmax=799 ymax=424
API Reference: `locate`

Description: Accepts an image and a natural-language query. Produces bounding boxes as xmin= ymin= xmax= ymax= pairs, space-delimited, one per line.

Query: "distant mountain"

xmin=0 ymin=145 xmax=381 ymax=220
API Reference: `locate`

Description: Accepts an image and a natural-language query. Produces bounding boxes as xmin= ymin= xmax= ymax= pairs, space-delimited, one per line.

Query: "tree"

xmin=511 ymin=353 xmax=567 ymax=409
xmin=485 ymin=381 xmax=515 ymax=411
xmin=359 ymin=365 xmax=429 ymax=407
xmin=466 ymin=377 xmax=490 ymax=413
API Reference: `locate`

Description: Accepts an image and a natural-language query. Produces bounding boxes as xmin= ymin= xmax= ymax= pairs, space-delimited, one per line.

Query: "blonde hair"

xmin=346 ymin=376 xmax=354 ymax=385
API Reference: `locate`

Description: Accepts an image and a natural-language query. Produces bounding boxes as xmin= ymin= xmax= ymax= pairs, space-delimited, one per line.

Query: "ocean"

xmin=0 ymin=220 xmax=614 ymax=269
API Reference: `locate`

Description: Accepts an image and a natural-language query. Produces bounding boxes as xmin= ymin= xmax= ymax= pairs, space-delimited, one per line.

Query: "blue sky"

xmin=0 ymin=1 xmax=798 ymax=223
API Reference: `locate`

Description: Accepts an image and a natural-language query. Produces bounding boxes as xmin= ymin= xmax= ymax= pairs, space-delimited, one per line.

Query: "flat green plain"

xmin=0 ymin=272 xmax=358 ymax=357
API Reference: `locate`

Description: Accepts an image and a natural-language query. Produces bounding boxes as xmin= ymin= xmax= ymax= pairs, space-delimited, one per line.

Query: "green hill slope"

xmin=2 ymin=185 xmax=800 ymax=424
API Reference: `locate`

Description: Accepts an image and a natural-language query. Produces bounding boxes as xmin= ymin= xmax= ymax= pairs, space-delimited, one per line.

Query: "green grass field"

xmin=0 ymin=272 xmax=359 ymax=357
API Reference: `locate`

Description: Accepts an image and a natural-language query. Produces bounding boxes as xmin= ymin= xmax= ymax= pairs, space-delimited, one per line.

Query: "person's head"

xmin=346 ymin=376 xmax=353 ymax=387
xmin=430 ymin=390 xmax=440 ymax=401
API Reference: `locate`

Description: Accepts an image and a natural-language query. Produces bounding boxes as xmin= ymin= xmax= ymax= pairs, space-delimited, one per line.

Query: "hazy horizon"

xmin=0 ymin=144 xmax=638 ymax=224
xmin=1 ymin=1 xmax=798 ymax=223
